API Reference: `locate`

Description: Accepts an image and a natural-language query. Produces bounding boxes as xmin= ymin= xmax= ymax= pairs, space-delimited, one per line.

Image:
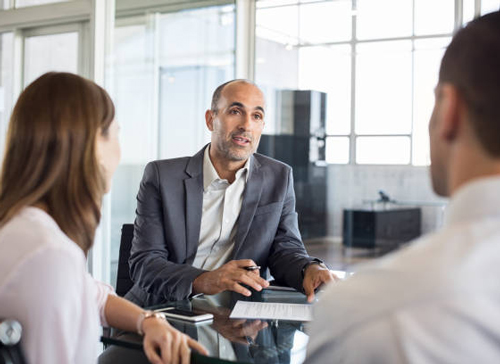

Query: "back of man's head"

xmin=439 ymin=11 xmax=500 ymax=157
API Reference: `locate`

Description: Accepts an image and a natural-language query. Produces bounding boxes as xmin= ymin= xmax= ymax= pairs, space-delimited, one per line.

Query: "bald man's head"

xmin=210 ymin=79 xmax=261 ymax=114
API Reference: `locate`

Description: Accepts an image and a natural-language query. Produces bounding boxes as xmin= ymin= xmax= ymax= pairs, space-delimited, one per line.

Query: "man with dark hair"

xmin=306 ymin=11 xmax=500 ymax=363
xmin=126 ymin=79 xmax=335 ymax=306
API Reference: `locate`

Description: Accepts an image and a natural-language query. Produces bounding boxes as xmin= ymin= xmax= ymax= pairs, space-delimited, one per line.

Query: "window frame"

xmin=254 ymin=0 xmax=499 ymax=166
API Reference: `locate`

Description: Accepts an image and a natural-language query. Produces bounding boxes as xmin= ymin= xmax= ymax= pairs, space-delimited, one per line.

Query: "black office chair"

xmin=116 ymin=224 xmax=135 ymax=297
xmin=0 ymin=319 xmax=27 ymax=364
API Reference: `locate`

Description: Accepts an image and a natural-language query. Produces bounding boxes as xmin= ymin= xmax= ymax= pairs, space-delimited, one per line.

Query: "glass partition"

xmin=109 ymin=4 xmax=236 ymax=288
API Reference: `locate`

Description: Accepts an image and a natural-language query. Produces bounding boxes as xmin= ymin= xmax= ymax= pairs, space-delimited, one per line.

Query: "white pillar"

xmin=236 ymin=0 xmax=256 ymax=80
xmin=89 ymin=0 xmax=115 ymax=284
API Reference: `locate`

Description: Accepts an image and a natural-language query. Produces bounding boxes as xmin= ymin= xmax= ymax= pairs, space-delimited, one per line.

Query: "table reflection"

xmin=100 ymin=289 xmax=311 ymax=364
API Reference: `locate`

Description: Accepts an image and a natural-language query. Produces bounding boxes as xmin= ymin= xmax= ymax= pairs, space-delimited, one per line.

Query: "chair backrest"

xmin=0 ymin=319 xmax=27 ymax=364
xmin=116 ymin=224 xmax=134 ymax=297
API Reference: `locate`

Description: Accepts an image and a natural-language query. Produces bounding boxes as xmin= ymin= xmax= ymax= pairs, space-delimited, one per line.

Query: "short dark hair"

xmin=210 ymin=79 xmax=258 ymax=113
xmin=439 ymin=11 xmax=500 ymax=156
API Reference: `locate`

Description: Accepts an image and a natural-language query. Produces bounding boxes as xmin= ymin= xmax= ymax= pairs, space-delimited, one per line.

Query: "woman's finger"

xmin=143 ymin=339 xmax=162 ymax=364
xmin=169 ymin=332 xmax=181 ymax=364
xmin=187 ymin=336 xmax=209 ymax=356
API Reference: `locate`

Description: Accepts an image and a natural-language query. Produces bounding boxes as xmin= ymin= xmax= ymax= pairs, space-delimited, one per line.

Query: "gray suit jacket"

xmin=126 ymin=145 xmax=316 ymax=306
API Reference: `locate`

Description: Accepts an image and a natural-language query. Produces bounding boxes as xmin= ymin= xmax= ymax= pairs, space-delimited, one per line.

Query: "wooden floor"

xmin=303 ymin=237 xmax=392 ymax=272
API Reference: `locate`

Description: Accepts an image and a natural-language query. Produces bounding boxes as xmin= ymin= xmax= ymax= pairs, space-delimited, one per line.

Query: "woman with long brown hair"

xmin=0 ymin=72 xmax=207 ymax=363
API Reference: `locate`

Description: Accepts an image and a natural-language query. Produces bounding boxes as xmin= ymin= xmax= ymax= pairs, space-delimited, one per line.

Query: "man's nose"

xmin=239 ymin=114 xmax=252 ymax=130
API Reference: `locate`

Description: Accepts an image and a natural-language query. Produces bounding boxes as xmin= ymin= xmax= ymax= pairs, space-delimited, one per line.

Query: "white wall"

xmin=326 ymin=164 xmax=448 ymax=238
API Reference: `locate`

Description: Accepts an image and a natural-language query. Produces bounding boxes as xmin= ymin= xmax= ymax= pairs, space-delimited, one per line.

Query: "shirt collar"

xmin=203 ymin=144 xmax=251 ymax=191
xmin=445 ymin=175 xmax=500 ymax=227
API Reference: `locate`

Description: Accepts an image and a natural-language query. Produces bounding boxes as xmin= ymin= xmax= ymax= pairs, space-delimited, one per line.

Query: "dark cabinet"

xmin=257 ymin=90 xmax=327 ymax=239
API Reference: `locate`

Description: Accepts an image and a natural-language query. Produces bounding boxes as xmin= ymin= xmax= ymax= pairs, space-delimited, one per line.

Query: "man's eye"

xmin=229 ymin=109 xmax=240 ymax=115
xmin=254 ymin=114 xmax=263 ymax=120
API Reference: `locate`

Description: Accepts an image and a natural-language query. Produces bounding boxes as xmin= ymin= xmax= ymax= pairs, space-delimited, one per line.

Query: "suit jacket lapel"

xmin=184 ymin=145 xmax=207 ymax=263
xmin=233 ymin=155 xmax=263 ymax=257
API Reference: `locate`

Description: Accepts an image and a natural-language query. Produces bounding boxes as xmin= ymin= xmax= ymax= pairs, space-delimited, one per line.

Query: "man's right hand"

xmin=192 ymin=259 xmax=270 ymax=296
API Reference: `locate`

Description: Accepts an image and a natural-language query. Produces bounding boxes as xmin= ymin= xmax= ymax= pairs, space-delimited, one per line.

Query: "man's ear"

xmin=438 ymin=83 xmax=463 ymax=142
xmin=205 ymin=109 xmax=214 ymax=131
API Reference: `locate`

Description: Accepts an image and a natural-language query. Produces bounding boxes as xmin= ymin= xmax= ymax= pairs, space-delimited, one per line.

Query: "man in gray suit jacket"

xmin=126 ymin=79 xmax=335 ymax=306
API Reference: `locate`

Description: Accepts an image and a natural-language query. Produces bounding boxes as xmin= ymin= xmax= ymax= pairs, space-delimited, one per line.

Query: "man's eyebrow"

xmin=228 ymin=102 xmax=266 ymax=114
xmin=229 ymin=102 xmax=244 ymax=109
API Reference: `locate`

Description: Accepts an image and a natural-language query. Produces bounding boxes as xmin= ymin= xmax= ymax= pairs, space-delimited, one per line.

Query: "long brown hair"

xmin=0 ymin=72 xmax=115 ymax=254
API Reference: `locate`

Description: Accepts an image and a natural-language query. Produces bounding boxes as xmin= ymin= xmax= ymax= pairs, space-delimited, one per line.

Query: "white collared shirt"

xmin=306 ymin=176 xmax=500 ymax=364
xmin=192 ymin=146 xmax=250 ymax=271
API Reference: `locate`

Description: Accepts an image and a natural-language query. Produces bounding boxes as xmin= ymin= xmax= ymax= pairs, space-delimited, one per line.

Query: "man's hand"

xmin=303 ymin=263 xmax=339 ymax=303
xmin=193 ymin=259 xmax=270 ymax=296
xmin=212 ymin=317 xmax=268 ymax=345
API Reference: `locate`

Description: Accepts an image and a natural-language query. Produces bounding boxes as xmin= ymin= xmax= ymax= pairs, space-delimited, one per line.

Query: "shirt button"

xmin=224 ymin=219 xmax=229 ymax=224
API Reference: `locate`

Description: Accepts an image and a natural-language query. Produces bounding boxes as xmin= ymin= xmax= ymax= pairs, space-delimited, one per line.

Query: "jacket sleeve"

xmin=128 ymin=161 xmax=205 ymax=302
xmin=267 ymin=167 xmax=317 ymax=291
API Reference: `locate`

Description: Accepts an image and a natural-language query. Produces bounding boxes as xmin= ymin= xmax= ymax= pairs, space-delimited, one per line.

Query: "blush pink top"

xmin=0 ymin=207 xmax=115 ymax=364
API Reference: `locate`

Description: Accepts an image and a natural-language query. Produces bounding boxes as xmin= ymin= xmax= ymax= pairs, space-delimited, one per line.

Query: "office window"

xmin=355 ymin=40 xmax=413 ymax=136
xmin=255 ymin=0 xmax=457 ymax=165
xmin=158 ymin=5 xmax=235 ymax=159
xmin=412 ymin=37 xmax=450 ymax=165
xmin=24 ymin=32 xmax=78 ymax=87
xmin=356 ymin=0 xmax=413 ymax=40
xmin=481 ymin=0 xmax=500 ymax=14
xmin=299 ymin=45 xmax=351 ymax=135
xmin=109 ymin=4 xmax=235 ymax=288
xmin=326 ymin=137 xmax=349 ymax=164
xmin=414 ymin=0 xmax=455 ymax=35
xmin=463 ymin=0 xmax=476 ymax=24
xmin=356 ymin=136 xmax=411 ymax=165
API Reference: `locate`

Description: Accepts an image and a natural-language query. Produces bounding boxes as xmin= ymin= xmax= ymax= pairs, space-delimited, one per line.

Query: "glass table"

xmin=99 ymin=289 xmax=311 ymax=364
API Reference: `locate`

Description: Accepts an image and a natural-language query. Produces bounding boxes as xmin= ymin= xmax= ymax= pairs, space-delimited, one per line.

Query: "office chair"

xmin=116 ymin=224 xmax=135 ymax=297
xmin=0 ymin=319 xmax=27 ymax=364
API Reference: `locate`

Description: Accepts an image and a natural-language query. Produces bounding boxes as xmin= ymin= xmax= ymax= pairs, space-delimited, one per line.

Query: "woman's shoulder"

xmin=3 ymin=206 xmax=81 ymax=249
xmin=0 ymin=207 xmax=85 ymax=286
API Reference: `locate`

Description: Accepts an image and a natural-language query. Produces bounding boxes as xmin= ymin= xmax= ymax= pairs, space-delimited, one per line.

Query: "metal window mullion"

xmin=12 ymin=29 xmax=23 ymax=102
xmin=295 ymin=32 xmax=454 ymax=49
xmin=116 ymin=0 xmax=233 ymax=19
xmin=475 ymin=0 xmax=481 ymax=18
xmin=455 ymin=0 xmax=464 ymax=30
xmin=257 ymin=0 xmax=328 ymax=10
xmin=80 ymin=21 xmax=91 ymax=79
xmin=353 ymin=134 xmax=412 ymax=138
xmin=410 ymin=0 xmax=415 ymax=166
xmin=146 ymin=12 xmax=161 ymax=160
xmin=350 ymin=0 xmax=357 ymax=165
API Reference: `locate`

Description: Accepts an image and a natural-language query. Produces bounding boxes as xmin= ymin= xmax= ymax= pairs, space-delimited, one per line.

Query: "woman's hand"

xmin=142 ymin=317 xmax=208 ymax=364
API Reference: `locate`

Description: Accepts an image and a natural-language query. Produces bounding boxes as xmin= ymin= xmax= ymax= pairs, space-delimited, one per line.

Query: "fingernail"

xmin=256 ymin=285 xmax=262 ymax=291
xmin=245 ymin=290 xmax=251 ymax=296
